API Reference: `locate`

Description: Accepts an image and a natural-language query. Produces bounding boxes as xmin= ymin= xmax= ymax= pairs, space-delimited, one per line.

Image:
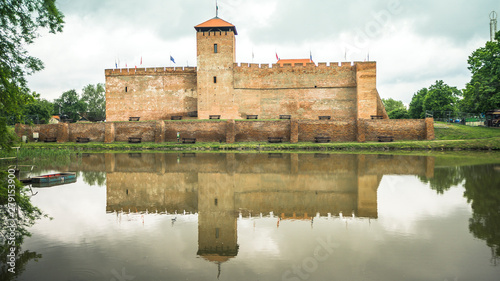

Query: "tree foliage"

xmin=54 ymin=89 xmax=87 ymax=122
xmin=409 ymin=88 xmax=428 ymax=119
xmin=382 ymin=98 xmax=409 ymax=119
xmin=81 ymin=83 xmax=105 ymax=121
xmin=0 ymin=2 xmax=62 ymax=277
xmin=0 ymin=0 xmax=64 ymax=149
xmin=423 ymin=80 xmax=461 ymax=118
xmin=22 ymin=93 xmax=54 ymax=124
xmin=408 ymin=81 xmax=460 ymax=119
xmin=461 ymin=31 xmax=500 ymax=113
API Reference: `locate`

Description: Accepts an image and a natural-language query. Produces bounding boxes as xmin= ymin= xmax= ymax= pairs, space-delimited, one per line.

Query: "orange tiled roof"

xmin=195 ymin=17 xmax=235 ymax=28
xmin=277 ymin=59 xmax=314 ymax=66
xmin=195 ymin=17 xmax=238 ymax=34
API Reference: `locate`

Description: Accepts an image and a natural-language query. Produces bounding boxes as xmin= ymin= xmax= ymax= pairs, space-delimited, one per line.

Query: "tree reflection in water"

xmin=0 ymin=172 xmax=44 ymax=280
xmin=463 ymin=165 xmax=500 ymax=265
xmin=421 ymin=164 xmax=500 ymax=265
xmin=81 ymin=171 xmax=106 ymax=187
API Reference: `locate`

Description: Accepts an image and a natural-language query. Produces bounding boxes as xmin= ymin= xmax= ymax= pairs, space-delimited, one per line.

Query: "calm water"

xmin=4 ymin=153 xmax=500 ymax=281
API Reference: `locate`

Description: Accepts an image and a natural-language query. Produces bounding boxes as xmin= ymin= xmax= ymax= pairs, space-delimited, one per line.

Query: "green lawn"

xmin=434 ymin=121 xmax=500 ymax=140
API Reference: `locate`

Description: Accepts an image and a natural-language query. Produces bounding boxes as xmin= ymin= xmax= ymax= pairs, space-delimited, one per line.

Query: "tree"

xmin=0 ymin=0 xmax=64 ymax=149
xmin=423 ymin=80 xmax=461 ymax=119
xmin=0 ymin=171 xmax=46 ymax=279
xmin=382 ymin=98 xmax=409 ymax=119
xmin=388 ymin=108 xmax=410 ymax=119
xmin=461 ymin=31 xmax=500 ymax=113
xmin=0 ymin=4 xmax=63 ymax=278
xmin=409 ymin=88 xmax=428 ymax=119
xmin=81 ymin=83 xmax=105 ymax=121
xmin=54 ymin=89 xmax=87 ymax=122
xmin=23 ymin=96 xmax=54 ymax=124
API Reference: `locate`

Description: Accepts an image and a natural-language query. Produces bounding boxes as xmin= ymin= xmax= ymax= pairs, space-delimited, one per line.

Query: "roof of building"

xmin=194 ymin=17 xmax=238 ymax=35
xmin=200 ymin=254 xmax=233 ymax=263
xmin=277 ymin=59 xmax=314 ymax=66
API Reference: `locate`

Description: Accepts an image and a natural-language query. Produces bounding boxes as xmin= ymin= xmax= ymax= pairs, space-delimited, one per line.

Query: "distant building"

xmin=48 ymin=115 xmax=60 ymax=124
xmin=105 ymin=16 xmax=388 ymax=121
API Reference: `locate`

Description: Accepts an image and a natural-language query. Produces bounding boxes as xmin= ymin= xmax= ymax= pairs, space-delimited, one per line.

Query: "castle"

xmin=17 ymin=16 xmax=433 ymax=144
xmin=105 ymin=16 xmax=388 ymax=121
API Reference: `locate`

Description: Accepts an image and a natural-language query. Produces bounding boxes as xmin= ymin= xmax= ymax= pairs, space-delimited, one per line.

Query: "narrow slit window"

xmin=214 ymin=44 xmax=218 ymax=53
xmin=214 ymin=198 xmax=218 ymax=206
xmin=125 ymin=86 xmax=128 ymax=92
xmin=213 ymin=76 xmax=217 ymax=83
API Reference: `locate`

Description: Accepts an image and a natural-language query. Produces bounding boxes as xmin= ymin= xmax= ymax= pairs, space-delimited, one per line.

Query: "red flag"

xmin=276 ymin=52 xmax=279 ymax=61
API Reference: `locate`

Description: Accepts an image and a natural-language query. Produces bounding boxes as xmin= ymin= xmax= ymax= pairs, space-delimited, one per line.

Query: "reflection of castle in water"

xmin=71 ymin=153 xmax=434 ymax=263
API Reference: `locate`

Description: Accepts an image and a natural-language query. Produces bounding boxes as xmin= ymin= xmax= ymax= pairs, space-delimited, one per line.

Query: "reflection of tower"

xmin=491 ymin=11 xmax=498 ymax=42
xmin=197 ymin=173 xmax=238 ymax=275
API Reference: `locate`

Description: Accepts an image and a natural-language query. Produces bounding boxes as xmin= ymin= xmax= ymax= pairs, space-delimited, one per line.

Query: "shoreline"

xmin=17 ymin=137 xmax=500 ymax=152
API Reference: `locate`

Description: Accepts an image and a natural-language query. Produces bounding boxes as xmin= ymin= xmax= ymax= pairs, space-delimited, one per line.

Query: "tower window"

xmin=214 ymin=44 xmax=218 ymax=53
xmin=214 ymin=198 xmax=218 ymax=206
xmin=125 ymin=86 xmax=128 ymax=92
xmin=213 ymin=76 xmax=217 ymax=83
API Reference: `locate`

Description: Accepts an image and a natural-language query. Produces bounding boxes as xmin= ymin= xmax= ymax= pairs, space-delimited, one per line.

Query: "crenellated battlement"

xmin=105 ymin=67 xmax=197 ymax=76
xmin=232 ymin=61 xmax=365 ymax=90
xmin=198 ymin=31 xmax=235 ymax=37
xmin=233 ymin=61 xmax=374 ymax=70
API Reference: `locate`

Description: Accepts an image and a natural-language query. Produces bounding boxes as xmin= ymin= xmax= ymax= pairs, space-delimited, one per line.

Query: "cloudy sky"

xmin=26 ymin=0 xmax=499 ymax=104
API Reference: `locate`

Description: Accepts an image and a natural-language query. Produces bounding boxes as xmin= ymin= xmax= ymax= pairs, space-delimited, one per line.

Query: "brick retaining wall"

xmin=298 ymin=119 xmax=357 ymax=142
xmin=15 ymin=118 xmax=433 ymax=143
xmin=361 ymin=119 xmax=428 ymax=141
xmin=68 ymin=123 xmax=106 ymax=142
xmin=234 ymin=120 xmax=291 ymax=142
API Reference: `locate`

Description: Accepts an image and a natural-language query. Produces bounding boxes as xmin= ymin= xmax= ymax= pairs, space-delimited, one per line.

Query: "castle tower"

xmin=195 ymin=17 xmax=239 ymax=119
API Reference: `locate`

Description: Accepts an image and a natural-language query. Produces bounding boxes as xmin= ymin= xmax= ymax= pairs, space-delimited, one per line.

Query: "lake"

xmin=5 ymin=152 xmax=500 ymax=281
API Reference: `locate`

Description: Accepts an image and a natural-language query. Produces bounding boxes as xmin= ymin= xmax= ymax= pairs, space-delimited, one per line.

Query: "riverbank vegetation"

xmin=5 ymin=121 xmax=498 ymax=152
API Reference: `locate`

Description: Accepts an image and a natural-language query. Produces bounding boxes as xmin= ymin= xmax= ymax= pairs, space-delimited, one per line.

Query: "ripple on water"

xmin=68 ymin=267 xmax=104 ymax=281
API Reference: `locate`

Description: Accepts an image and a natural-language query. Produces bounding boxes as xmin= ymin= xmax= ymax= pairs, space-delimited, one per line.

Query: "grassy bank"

xmin=434 ymin=122 xmax=500 ymax=139
xmin=11 ymin=122 xmax=500 ymax=152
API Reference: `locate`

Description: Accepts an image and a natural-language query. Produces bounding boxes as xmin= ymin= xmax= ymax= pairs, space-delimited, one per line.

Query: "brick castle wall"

xmin=233 ymin=62 xmax=357 ymax=120
xmin=362 ymin=119 xmax=429 ymax=141
xmin=68 ymin=123 xmax=106 ymax=142
xmin=234 ymin=120 xmax=291 ymax=142
xmin=233 ymin=62 xmax=356 ymax=89
xmin=113 ymin=122 xmax=156 ymax=142
xmin=105 ymin=67 xmax=197 ymax=121
xmin=16 ymin=118 xmax=432 ymax=143
xmin=105 ymin=62 xmax=385 ymax=121
xmin=298 ymin=119 xmax=357 ymax=142
xmin=15 ymin=123 xmax=58 ymax=141
xmin=164 ymin=120 xmax=227 ymax=142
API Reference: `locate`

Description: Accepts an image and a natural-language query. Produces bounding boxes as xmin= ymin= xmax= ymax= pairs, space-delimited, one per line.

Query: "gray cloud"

xmin=25 ymin=0 xmax=499 ymax=103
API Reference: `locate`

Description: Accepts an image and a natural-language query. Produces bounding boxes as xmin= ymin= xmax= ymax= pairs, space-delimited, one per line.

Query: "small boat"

xmin=29 ymin=172 xmax=77 ymax=187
